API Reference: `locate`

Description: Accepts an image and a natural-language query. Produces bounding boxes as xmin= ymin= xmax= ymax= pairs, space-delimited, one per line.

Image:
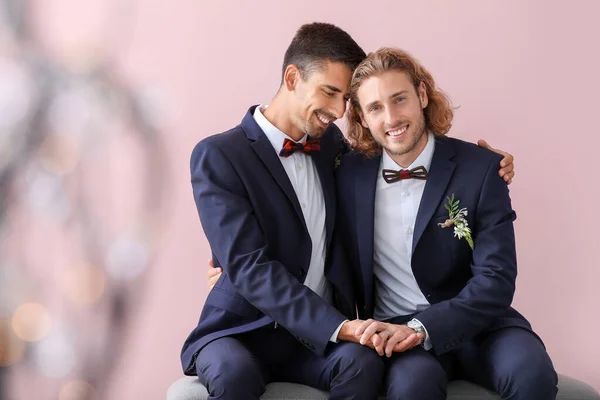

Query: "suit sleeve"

xmin=191 ymin=140 xmax=347 ymax=355
xmin=415 ymin=157 xmax=517 ymax=355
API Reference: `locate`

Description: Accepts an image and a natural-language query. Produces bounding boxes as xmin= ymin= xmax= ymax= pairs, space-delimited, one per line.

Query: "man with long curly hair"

xmin=336 ymin=47 xmax=558 ymax=399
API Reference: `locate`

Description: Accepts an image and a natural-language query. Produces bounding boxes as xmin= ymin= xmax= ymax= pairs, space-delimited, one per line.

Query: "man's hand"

xmin=477 ymin=139 xmax=515 ymax=184
xmin=337 ymin=319 xmax=387 ymax=352
xmin=207 ymin=258 xmax=222 ymax=289
xmin=355 ymin=319 xmax=423 ymax=357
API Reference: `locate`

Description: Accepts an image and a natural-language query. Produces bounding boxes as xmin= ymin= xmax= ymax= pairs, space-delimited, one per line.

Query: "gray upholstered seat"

xmin=167 ymin=374 xmax=600 ymax=400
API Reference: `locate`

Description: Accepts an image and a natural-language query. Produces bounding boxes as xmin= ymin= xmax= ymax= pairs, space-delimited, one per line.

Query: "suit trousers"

xmin=194 ymin=324 xmax=385 ymax=400
xmin=383 ymin=315 xmax=558 ymax=400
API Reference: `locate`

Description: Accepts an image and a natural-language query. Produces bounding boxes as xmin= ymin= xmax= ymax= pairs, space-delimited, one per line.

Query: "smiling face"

xmin=357 ymin=69 xmax=429 ymax=166
xmin=288 ymin=61 xmax=352 ymax=138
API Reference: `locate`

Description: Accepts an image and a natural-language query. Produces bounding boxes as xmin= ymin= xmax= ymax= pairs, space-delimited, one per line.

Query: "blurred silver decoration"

xmin=34 ymin=330 xmax=76 ymax=378
xmin=0 ymin=0 xmax=169 ymax=398
xmin=106 ymin=236 xmax=149 ymax=282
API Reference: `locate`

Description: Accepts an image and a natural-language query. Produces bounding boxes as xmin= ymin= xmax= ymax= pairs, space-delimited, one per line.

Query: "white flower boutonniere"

xmin=438 ymin=194 xmax=474 ymax=250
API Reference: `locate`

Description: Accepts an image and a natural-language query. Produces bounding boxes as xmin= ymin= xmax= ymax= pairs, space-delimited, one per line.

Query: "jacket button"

xmin=445 ymin=343 xmax=451 ymax=349
xmin=300 ymin=268 xmax=306 ymax=276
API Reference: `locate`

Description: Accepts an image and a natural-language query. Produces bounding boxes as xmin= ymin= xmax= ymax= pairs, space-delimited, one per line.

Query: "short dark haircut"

xmin=281 ymin=22 xmax=366 ymax=83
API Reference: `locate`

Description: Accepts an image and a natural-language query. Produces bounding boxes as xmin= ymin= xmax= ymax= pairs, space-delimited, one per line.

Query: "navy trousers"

xmin=383 ymin=316 xmax=558 ymax=400
xmin=194 ymin=325 xmax=385 ymax=400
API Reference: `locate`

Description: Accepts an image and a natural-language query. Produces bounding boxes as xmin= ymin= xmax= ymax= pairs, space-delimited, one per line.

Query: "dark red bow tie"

xmin=279 ymin=138 xmax=321 ymax=158
xmin=382 ymin=166 xmax=429 ymax=183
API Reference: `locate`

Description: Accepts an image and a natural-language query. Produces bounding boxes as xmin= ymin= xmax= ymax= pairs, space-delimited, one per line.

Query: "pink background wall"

xmin=30 ymin=0 xmax=600 ymax=397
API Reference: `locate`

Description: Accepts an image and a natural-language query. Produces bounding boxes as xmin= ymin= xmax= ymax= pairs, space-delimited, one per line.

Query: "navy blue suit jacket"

xmin=181 ymin=106 xmax=355 ymax=375
xmin=335 ymin=135 xmax=535 ymax=356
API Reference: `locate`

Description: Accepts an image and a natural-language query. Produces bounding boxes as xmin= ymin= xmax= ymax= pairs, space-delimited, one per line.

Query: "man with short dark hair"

xmin=181 ymin=23 xmax=385 ymax=400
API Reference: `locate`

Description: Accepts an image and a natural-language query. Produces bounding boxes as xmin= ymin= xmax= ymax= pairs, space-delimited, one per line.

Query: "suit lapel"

xmin=354 ymin=155 xmax=381 ymax=307
xmin=242 ymin=107 xmax=307 ymax=231
xmin=412 ymin=136 xmax=456 ymax=253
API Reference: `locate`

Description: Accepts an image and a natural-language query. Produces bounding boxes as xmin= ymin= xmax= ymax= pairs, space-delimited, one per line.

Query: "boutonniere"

xmin=438 ymin=194 xmax=474 ymax=250
xmin=334 ymin=153 xmax=341 ymax=169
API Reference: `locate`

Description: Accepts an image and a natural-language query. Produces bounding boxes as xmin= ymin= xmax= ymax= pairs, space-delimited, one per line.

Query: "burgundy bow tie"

xmin=382 ymin=166 xmax=429 ymax=183
xmin=279 ymin=138 xmax=321 ymax=158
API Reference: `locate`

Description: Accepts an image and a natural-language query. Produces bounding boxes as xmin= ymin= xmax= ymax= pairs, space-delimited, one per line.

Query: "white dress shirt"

xmin=373 ymin=132 xmax=436 ymax=349
xmin=253 ymin=106 xmax=345 ymax=342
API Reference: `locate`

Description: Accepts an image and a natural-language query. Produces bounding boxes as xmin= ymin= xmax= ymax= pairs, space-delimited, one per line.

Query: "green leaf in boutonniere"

xmin=438 ymin=194 xmax=474 ymax=250
xmin=334 ymin=153 xmax=341 ymax=169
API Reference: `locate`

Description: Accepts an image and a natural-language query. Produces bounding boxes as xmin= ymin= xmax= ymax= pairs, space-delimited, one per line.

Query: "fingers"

xmin=384 ymin=330 xmax=406 ymax=357
xmin=207 ymin=266 xmax=222 ymax=289
xmin=477 ymin=139 xmax=490 ymax=150
xmin=499 ymin=161 xmax=514 ymax=175
xmin=370 ymin=333 xmax=381 ymax=348
xmin=208 ymin=258 xmax=214 ymax=268
xmin=354 ymin=319 xmax=375 ymax=337
xmin=499 ymin=166 xmax=513 ymax=180
xmin=359 ymin=320 xmax=386 ymax=345
xmin=207 ymin=267 xmax=221 ymax=279
xmin=393 ymin=333 xmax=422 ymax=354
xmin=499 ymin=152 xmax=513 ymax=168
xmin=478 ymin=139 xmax=516 ymax=184
xmin=499 ymin=163 xmax=515 ymax=183
xmin=478 ymin=138 xmax=509 ymax=160
xmin=373 ymin=330 xmax=390 ymax=356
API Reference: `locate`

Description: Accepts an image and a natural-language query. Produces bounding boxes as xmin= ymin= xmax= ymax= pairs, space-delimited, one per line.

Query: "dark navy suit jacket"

xmin=181 ymin=106 xmax=355 ymax=375
xmin=335 ymin=135 xmax=535 ymax=355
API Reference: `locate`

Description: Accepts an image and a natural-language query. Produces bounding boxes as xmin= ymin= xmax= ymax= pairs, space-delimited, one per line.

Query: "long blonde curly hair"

xmin=346 ymin=47 xmax=454 ymax=157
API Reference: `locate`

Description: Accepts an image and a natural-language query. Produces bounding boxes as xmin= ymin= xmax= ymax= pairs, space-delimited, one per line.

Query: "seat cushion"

xmin=167 ymin=374 xmax=600 ymax=400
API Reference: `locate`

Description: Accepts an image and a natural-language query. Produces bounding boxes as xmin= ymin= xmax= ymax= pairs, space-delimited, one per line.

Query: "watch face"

xmin=407 ymin=320 xmax=423 ymax=331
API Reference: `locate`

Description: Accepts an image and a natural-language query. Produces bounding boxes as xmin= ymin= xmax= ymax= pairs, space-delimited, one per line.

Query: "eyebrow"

xmin=321 ymin=84 xmax=342 ymax=93
xmin=365 ymin=90 xmax=410 ymax=110
xmin=390 ymin=90 xmax=409 ymax=98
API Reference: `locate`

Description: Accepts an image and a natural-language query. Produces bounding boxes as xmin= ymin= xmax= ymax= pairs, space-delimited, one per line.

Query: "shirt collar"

xmin=253 ymin=105 xmax=307 ymax=155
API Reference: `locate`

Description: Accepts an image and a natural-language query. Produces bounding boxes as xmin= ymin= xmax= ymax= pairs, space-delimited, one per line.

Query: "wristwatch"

xmin=407 ymin=319 xmax=425 ymax=344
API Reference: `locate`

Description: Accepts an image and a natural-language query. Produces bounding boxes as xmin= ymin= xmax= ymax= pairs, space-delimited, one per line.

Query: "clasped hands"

xmin=206 ymin=262 xmax=423 ymax=357
xmin=338 ymin=319 xmax=424 ymax=357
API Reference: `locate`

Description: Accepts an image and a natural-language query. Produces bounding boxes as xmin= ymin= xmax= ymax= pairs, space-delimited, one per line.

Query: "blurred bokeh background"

xmin=0 ymin=0 xmax=170 ymax=398
xmin=1 ymin=0 xmax=598 ymax=399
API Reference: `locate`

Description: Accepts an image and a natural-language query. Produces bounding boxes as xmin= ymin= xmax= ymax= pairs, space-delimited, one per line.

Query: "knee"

xmin=512 ymin=366 xmax=557 ymax=398
xmin=330 ymin=344 xmax=384 ymax=397
xmin=349 ymin=343 xmax=385 ymax=376
xmin=197 ymin=356 xmax=265 ymax=397
xmin=500 ymin=355 xmax=558 ymax=399
xmin=333 ymin=343 xmax=385 ymax=382
xmin=386 ymin=362 xmax=447 ymax=400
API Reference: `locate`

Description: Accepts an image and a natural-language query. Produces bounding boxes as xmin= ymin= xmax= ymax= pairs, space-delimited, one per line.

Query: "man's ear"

xmin=418 ymin=81 xmax=429 ymax=109
xmin=283 ymin=64 xmax=301 ymax=91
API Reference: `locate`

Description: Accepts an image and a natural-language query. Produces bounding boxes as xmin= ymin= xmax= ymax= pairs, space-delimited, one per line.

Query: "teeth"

xmin=388 ymin=126 xmax=408 ymax=136
xmin=317 ymin=114 xmax=330 ymax=124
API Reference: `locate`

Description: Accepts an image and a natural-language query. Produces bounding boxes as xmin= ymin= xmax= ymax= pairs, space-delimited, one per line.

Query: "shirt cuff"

xmin=413 ymin=318 xmax=432 ymax=351
xmin=330 ymin=320 xmax=348 ymax=343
